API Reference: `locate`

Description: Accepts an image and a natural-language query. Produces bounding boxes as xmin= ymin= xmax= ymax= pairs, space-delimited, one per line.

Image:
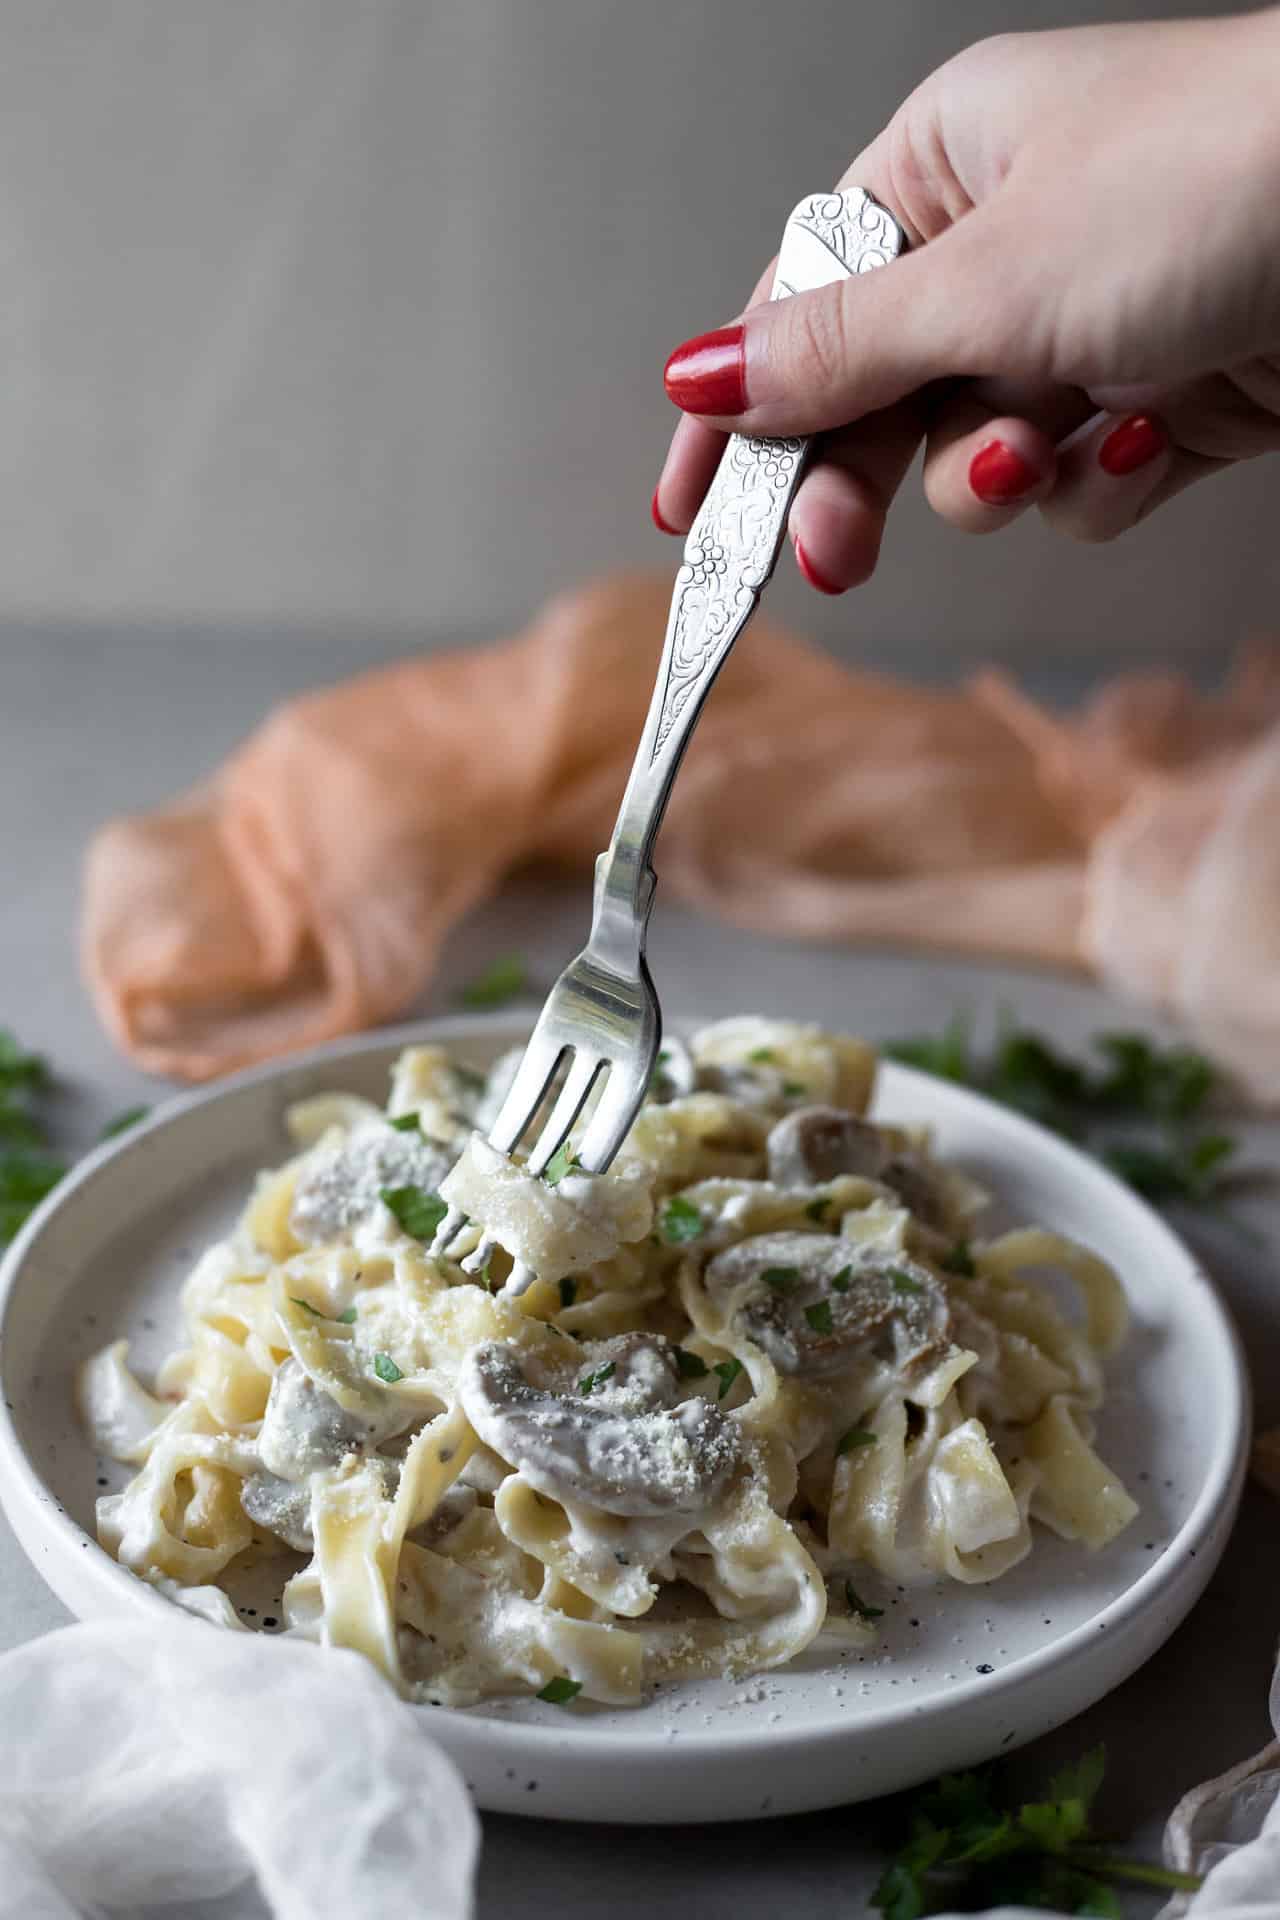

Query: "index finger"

xmin=652 ymin=257 xmax=776 ymax=536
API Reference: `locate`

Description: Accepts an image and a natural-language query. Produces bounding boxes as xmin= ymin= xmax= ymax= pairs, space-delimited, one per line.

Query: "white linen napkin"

xmin=0 ymin=1613 xmax=1275 ymax=1920
xmin=0 ymin=1619 xmax=477 ymax=1919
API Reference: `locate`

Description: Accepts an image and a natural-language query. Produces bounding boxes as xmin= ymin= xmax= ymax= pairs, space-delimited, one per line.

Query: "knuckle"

xmin=787 ymin=290 xmax=851 ymax=399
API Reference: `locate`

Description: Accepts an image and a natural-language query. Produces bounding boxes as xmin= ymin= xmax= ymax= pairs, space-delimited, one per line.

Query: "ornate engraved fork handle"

xmin=592 ymin=188 xmax=908 ymax=941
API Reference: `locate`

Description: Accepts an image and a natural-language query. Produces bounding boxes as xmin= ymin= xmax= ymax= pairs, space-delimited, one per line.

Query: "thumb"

xmin=663 ymin=205 xmax=1023 ymax=436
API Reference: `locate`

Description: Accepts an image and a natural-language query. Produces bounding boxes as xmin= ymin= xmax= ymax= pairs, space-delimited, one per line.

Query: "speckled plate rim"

xmin=0 ymin=1014 xmax=1250 ymax=1822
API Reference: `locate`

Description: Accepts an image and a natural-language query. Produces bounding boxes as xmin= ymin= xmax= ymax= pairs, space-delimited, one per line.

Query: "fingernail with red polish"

xmin=651 ymin=486 xmax=679 ymax=535
xmin=663 ymin=324 xmax=748 ymax=416
xmin=969 ymin=440 xmax=1039 ymax=506
xmin=794 ymin=539 xmax=846 ymax=596
xmin=1098 ymin=413 xmax=1168 ymax=477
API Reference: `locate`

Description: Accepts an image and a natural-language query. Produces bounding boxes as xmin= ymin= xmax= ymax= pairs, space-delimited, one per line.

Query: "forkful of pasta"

xmin=431 ymin=187 xmax=908 ymax=1295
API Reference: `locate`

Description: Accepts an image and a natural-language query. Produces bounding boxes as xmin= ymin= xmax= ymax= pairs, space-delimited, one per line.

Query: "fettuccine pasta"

xmin=81 ymin=1017 xmax=1136 ymax=1707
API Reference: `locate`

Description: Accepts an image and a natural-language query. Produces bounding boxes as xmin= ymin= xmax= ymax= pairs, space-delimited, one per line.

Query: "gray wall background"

xmin=0 ymin=0 xmax=1273 ymax=672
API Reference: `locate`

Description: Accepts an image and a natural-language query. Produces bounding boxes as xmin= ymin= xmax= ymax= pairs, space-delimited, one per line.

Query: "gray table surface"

xmin=2 ymin=626 xmax=1279 ymax=1919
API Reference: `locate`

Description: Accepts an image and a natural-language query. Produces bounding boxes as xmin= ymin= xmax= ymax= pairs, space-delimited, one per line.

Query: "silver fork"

xmin=434 ymin=187 xmax=907 ymax=1292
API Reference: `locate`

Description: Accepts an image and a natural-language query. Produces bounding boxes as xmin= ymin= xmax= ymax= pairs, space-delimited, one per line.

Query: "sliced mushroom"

xmin=879 ymin=1153 xmax=948 ymax=1230
xmin=258 ymin=1358 xmax=407 ymax=1481
xmin=704 ymin=1232 xmax=950 ymax=1379
xmin=290 ymin=1118 xmax=456 ymax=1245
xmin=456 ymin=1334 xmax=739 ymax=1518
xmin=241 ymin=1470 xmax=315 ymax=1552
xmin=408 ymin=1481 xmax=477 ymax=1547
xmin=243 ymin=1451 xmax=404 ymax=1552
xmin=766 ymin=1106 xmax=888 ymax=1188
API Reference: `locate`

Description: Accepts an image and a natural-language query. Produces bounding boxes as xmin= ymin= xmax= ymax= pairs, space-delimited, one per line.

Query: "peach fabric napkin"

xmin=82 ymin=574 xmax=1280 ymax=1095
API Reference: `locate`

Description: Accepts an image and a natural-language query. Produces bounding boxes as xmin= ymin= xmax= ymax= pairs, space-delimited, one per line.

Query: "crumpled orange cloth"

xmin=81 ymin=574 xmax=1280 ymax=1096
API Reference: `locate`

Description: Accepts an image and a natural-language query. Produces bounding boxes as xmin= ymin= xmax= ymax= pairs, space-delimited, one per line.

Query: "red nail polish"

xmin=794 ymin=539 xmax=845 ymax=596
xmin=969 ymin=440 xmax=1039 ymax=505
xmin=651 ymin=486 xmax=679 ymax=536
xmin=663 ymin=324 xmax=748 ymax=416
xmin=1098 ymin=413 xmax=1168 ymax=477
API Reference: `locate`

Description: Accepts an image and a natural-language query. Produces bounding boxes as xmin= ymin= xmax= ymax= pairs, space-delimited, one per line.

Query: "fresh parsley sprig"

xmin=871 ymin=1746 xmax=1200 ymax=1918
xmin=0 ymin=1030 xmax=66 ymax=1244
xmin=886 ymin=1013 xmax=1246 ymax=1213
xmin=458 ymin=954 xmax=529 ymax=1009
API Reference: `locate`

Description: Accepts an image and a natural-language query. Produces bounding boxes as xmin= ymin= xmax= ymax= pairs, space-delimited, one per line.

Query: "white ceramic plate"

xmin=0 ymin=1016 xmax=1248 ymax=1823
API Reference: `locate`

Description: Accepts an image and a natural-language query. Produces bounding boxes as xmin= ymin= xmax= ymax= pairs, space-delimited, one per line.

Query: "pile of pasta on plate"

xmin=81 ymin=1016 xmax=1136 ymax=1708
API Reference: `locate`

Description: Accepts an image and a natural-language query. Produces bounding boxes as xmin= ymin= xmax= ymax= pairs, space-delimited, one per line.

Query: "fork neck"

xmin=589 ymin=837 xmax=656 ymax=968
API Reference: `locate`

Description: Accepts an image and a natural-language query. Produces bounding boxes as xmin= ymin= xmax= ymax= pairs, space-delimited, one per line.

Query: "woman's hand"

xmin=652 ymin=12 xmax=1280 ymax=594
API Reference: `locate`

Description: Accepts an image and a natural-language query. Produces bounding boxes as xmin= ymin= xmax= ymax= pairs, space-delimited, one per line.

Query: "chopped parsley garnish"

xmin=659 ymin=1196 xmax=704 ymax=1244
xmin=558 ymin=1275 xmax=578 ymax=1309
xmin=804 ymin=1300 xmax=834 ymax=1335
xmin=537 ymin=1675 xmax=583 ymax=1705
xmin=761 ymin=1265 xmax=799 ymax=1294
xmin=836 ymin=1425 xmax=877 ymax=1456
xmin=748 ymin=1046 xmax=776 ymax=1063
xmin=458 ymin=954 xmax=529 ymax=1009
xmin=782 ymin=1080 xmax=807 ymax=1098
xmin=379 ymin=1184 xmax=448 ymax=1241
xmin=712 ymin=1357 xmax=743 ymax=1401
xmin=672 ymin=1346 xmax=708 ymax=1379
xmin=543 ymin=1141 xmax=581 ymax=1187
xmin=884 ymin=1011 xmax=1247 ymax=1216
xmin=100 ymin=1105 xmax=151 ymax=1139
xmin=845 ymin=1579 xmax=884 ymax=1620
xmin=889 ymin=1268 xmax=924 ymax=1297
xmin=831 ymin=1265 xmax=853 ymax=1293
xmin=291 ymin=1297 xmax=357 ymax=1325
xmin=869 ymin=1744 xmax=1201 ymax=1919
xmin=578 ymin=1361 xmax=617 ymax=1396
xmin=373 ymin=1352 xmax=405 ymax=1384
xmin=940 ymin=1239 xmax=975 ymax=1276
xmin=805 ymin=1197 xmax=829 ymax=1222
xmin=388 ymin=1111 xmax=421 ymax=1133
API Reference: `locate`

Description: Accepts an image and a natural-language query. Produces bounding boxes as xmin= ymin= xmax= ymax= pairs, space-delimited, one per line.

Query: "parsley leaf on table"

xmin=870 ymin=1745 xmax=1201 ymax=1917
xmin=457 ymin=954 xmax=529 ymax=1009
xmin=0 ymin=1030 xmax=66 ymax=1244
xmin=885 ymin=1013 xmax=1245 ymax=1215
